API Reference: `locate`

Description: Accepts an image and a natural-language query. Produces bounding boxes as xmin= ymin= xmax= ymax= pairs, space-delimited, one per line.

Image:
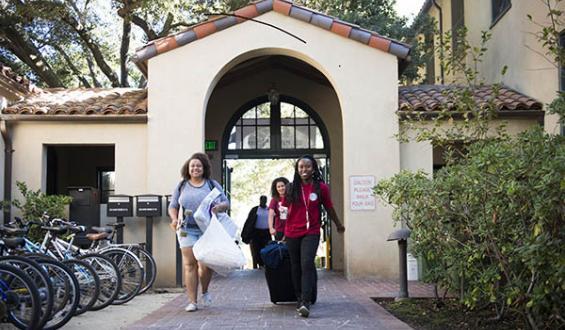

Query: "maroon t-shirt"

xmin=268 ymin=197 xmax=287 ymax=233
xmin=283 ymin=182 xmax=333 ymax=238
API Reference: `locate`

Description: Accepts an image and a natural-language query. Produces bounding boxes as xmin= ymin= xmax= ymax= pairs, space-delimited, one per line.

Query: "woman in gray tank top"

xmin=168 ymin=153 xmax=229 ymax=312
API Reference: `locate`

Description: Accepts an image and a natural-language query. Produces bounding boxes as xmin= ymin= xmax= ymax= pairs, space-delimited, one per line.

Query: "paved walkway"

xmin=128 ymin=270 xmax=435 ymax=329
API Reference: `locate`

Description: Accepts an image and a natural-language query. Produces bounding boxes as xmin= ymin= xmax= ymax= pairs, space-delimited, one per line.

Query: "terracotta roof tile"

xmin=2 ymin=88 xmax=147 ymax=117
xmin=132 ymin=0 xmax=411 ymax=75
xmin=193 ymin=22 xmax=217 ymax=39
xmin=155 ymin=37 xmax=178 ymax=54
xmin=330 ymin=21 xmax=352 ymax=38
xmin=234 ymin=5 xmax=260 ymax=23
xmin=0 ymin=63 xmax=41 ymax=95
xmin=273 ymin=0 xmax=292 ymax=15
xmin=398 ymin=85 xmax=543 ymax=113
xmin=369 ymin=36 xmax=391 ymax=52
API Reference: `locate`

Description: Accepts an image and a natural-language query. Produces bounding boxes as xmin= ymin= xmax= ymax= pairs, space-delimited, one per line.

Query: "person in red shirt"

xmin=283 ymin=155 xmax=345 ymax=318
xmin=268 ymin=177 xmax=290 ymax=241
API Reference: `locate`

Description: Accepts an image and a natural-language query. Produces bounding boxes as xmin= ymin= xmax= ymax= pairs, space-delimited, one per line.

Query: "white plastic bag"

xmin=193 ymin=213 xmax=246 ymax=276
xmin=194 ymin=188 xmax=222 ymax=231
xmin=216 ymin=212 xmax=238 ymax=238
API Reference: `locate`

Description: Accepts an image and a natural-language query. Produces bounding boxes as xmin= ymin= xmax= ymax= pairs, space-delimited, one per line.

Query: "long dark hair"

xmin=270 ymin=177 xmax=289 ymax=199
xmin=180 ymin=153 xmax=211 ymax=180
xmin=288 ymin=155 xmax=323 ymax=204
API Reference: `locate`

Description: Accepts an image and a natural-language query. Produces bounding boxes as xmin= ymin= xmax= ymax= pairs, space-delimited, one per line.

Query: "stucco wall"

xmin=399 ymin=117 xmax=542 ymax=175
xmin=148 ymin=11 xmax=401 ymax=283
xmin=9 ymin=121 xmax=149 ymax=245
xmin=427 ymin=0 xmax=562 ymax=133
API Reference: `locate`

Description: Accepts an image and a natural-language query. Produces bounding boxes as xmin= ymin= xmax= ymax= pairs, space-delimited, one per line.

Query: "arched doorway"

xmin=204 ymin=53 xmax=344 ymax=272
xmin=221 ymin=95 xmax=334 ymax=269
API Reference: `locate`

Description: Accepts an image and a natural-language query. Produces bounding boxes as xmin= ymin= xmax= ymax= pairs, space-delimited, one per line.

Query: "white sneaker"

xmin=201 ymin=292 xmax=212 ymax=306
xmin=184 ymin=303 xmax=197 ymax=312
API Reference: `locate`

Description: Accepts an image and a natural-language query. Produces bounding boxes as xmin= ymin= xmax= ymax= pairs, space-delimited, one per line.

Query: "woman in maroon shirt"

xmin=283 ymin=155 xmax=345 ymax=318
xmin=268 ymin=177 xmax=290 ymax=241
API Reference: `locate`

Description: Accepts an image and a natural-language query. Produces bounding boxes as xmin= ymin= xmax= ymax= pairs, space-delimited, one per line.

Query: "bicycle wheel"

xmin=132 ymin=247 xmax=157 ymax=294
xmin=0 ymin=256 xmax=54 ymax=329
xmin=62 ymin=259 xmax=100 ymax=315
xmin=27 ymin=255 xmax=79 ymax=330
xmin=0 ymin=263 xmax=41 ymax=330
xmin=100 ymin=248 xmax=143 ymax=305
xmin=78 ymin=253 xmax=121 ymax=311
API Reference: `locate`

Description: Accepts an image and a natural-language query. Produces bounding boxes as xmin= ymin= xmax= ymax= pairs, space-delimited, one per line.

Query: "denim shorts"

xmin=176 ymin=225 xmax=203 ymax=248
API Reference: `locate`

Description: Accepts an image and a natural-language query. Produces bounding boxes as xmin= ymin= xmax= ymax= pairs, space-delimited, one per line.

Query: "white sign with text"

xmin=350 ymin=175 xmax=376 ymax=210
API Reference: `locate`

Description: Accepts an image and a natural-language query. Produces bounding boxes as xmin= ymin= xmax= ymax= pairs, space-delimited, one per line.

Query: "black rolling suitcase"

xmin=262 ymin=241 xmax=317 ymax=304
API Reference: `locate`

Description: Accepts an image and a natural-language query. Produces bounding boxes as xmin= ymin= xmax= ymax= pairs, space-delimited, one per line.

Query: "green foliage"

xmin=11 ymin=181 xmax=72 ymax=222
xmin=376 ymin=3 xmax=565 ymax=328
xmin=374 ymin=128 xmax=565 ymax=327
xmin=9 ymin=181 xmax=72 ymax=242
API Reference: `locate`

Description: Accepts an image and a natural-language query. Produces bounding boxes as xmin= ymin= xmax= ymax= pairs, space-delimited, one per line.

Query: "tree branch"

xmin=130 ymin=14 xmax=158 ymax=40
xmin=61 ymin=13 xmax=121 ymax=86
xmin=32 ymin=36 xmax=91 ymax=87
xmin=159 ymin=13 xmax=174 ymax=37
xmin=0 ymin=24 xmax=64 ymax=87
xmin=84 ymin=54 xmax=101 ymax=87
xmin=120 ymin=17 xmax=131 ymax=87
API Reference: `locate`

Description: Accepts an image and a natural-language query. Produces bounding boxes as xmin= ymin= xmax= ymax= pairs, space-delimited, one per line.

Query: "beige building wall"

xmin=426 ymin=0 xmax=563 ymax=133
xmin=8 ymin=121 xmax=149 ymax=245
xmin=148 ymin=11 xmax=401 ymax=284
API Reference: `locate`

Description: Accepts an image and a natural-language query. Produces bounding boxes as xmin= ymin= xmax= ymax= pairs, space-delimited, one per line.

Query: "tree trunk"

xmin=120 ymin=17 xmax=131 ymax=87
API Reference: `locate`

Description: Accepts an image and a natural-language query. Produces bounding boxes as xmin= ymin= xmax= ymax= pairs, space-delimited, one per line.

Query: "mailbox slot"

xmin=136 ymin=195 xmax=162 ymax=217
xmin=107 ymin=195 xmax=133 ymax=217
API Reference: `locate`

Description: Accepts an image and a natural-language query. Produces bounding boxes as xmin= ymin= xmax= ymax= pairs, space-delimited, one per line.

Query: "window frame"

xmin=490 ymin=0 xmax=512 ymax=29
xmin=223 ymin=95 xmax=330 ymax=159
xmin=97 ymin=167 xmax=115 ymax=204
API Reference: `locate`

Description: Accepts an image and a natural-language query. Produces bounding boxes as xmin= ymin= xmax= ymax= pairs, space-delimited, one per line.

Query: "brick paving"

xmin=128 ymin=270 xmax=435 ymax=329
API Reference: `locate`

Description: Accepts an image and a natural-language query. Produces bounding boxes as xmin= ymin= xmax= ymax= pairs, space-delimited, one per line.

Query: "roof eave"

xmin=0 ymin=114 xmax=148 ymax=123
xmin=397 ymin=110 xmax=545 ymax=121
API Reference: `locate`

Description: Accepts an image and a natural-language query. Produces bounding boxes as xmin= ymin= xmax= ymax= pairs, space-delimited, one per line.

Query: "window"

xmin=451 ymin=0 xmax=465 ymax=53
xmin=98 ymin=169 xmax=115 ymax=204
xmin=225 ymin=97 xmax=328 ymax=158
xmin=559 ymin=30 xmax=565 ymax=135
xmin=425 ymin=32 xmax=435 ymax=84
xmin=492 ymin=0 xmax=511 ymax=25
xmin=280 ymin=103 xmax=324 ymax=150
xmin=560 ymin=31 xmax=565 ymax=92
xmin=229 ymin=103 xmax=271 ymax=150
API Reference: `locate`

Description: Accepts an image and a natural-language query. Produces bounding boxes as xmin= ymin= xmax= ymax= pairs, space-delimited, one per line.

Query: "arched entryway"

xmin=204 ymin=53 xmax=344 ymax=271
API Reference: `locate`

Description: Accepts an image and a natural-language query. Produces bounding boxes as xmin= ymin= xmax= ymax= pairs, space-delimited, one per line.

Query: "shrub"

xmin=374 ymin=127 xmax=564 ymax=327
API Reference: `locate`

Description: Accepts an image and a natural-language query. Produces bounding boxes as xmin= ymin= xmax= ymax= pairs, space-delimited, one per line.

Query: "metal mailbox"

xmin=135 ymin=194 xmax=162 ymax=217
xmin=107 ymin=195 xmax=133 ymax=217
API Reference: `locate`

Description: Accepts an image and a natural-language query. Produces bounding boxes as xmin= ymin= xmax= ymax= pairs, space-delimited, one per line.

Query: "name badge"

xmin=309 ymin=193 xmax=318 ymax=201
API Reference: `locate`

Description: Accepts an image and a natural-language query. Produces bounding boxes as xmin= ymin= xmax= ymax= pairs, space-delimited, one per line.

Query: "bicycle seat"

xmin=40 ymin=226 xmax=68 ymax=235
xmin=0 ymin=226 xmax=27 ymax=236
xmin=67 ymin=226 xmax=86 ymax=233
xmin=91 ymin=226 xmax=113 ymax=233
xmin=86 ymin=232 xmax=111 ymax=241
xmin=108 ymin=223 xmax=125 ymax=229
xmin=1 ymin=237 xmax=25 ymax=248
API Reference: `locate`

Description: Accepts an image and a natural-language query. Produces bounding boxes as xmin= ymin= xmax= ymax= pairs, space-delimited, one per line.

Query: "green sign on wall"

xmin=205 ymin=140 xmax=217 ymax=151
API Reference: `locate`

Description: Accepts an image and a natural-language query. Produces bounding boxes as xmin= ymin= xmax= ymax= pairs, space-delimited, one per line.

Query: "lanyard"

xmin=301 ymin=185 xmax=310 ymax=230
